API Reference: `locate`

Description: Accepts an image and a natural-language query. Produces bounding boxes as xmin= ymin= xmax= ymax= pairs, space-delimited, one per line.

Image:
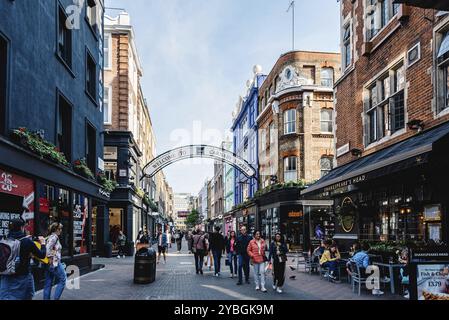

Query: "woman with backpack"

xmin=43 ymin=222 xmax=66 ymax=300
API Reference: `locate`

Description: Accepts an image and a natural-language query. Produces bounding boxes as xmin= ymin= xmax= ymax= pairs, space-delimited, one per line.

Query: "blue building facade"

xmin=0 ymin=0 xmax=109 ymax=270
xmin=231 ymin=71 xmax=266 ymax=227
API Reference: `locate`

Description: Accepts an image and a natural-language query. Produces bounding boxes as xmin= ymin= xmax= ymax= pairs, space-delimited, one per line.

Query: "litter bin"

xmin=134 ymin=247 xmax=156 ymax=284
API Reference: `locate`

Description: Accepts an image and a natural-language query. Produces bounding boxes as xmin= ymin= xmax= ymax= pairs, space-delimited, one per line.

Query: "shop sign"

xmin=0 ymin=169 xmax=35 ymax=237
xmin=98 ymin=158 xmax=105 ymax=171
xmin=98 ymin=188 xmax=110 ymax=198
xmin=324 ymin=175 xmax=366 ymax=193
xmin=336 ymin=143 xmax=350 ymax=158
xmin=336 ymin=197 xmax=356 ymax=233
xmin=119 ymin=169 xmax=127 ymax=177
xmin=288 ymin=211 xmax=303 ymax=218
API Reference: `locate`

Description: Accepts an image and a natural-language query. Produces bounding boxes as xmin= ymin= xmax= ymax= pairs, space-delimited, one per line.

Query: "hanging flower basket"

xmin=97 ymin=172 xmax=118 ymax=193
xmin=73 ymin=158 xmax=95 ymax=180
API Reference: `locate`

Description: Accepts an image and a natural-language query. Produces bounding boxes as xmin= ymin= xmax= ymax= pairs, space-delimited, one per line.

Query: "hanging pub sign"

xmin=0 ymin=168 xmax=35 ymax=237
xmin=336 ymin=197 xmax=356 ymax=233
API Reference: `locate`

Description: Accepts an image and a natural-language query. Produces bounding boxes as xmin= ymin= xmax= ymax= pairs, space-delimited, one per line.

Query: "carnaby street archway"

xmin=141 ymin=145 xmax=257 ymax=180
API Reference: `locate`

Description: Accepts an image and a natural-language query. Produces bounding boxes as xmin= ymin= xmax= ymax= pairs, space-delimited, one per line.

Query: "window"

xmin=269 ymin=122 xmax=276 ymax=146
xmin=57 ymin=94 xmax=72 ymax=162
xmin=86 ymin=123 xmax=96 ymax=174
xmin=366 ymin=0 xmax=399 ymax=41
xmin=321 ymin=68 xmax=334 ymax=87
xmin=343 ymin=24 xmax=352 ymax=69
xmin=103 ymin=86 xmax=112 ymax=124
xmin=104 ymin=33 xmax=111 ymax=69
xmin=57 ymin=5 xmax=72 ymax=67
xmin=284 ymin=109 xmax=296 ymax=134
xmin=303 ymin=66 xmax=316 ymax=84
xmin=104 ymin=146 xmax=117 ymax=181
xmin=86 ymin=50 xmax=97 ymax=101
xmin=260 ymin=128 xmax=266 ymax=152
xmin=86 ymin=0 xmax=98 ymax=31
xmin=437 ymin=30 xmax=449 ymax=113
xmin=0 ymin=34 xmax=7 ymax=135
xmin=320 ymin=157 xmax=333 ymax=177
xmin=364 ymin=61 xmax=405 ymax=145
xmin=284 ymin=157 xmax=298 ymax=182
xmin=320 ymin=109 xmax=333 ymax=133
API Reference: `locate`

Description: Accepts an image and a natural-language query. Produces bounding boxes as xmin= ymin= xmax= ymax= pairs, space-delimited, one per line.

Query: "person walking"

xmin=167 ymin=229 xmax=172 ymax=249
xmin=175 ymin=230 xmax=184 ymax=253
xmin=157 ymin=228 xmax=168 ymax=264
xmin=209 ymin=226 xmax=225 ymax=277
xmin=225 ymin=230 xmax=238 ymax=278
xmin=247 ymin=230 xmax=267 ymax=292
xmin=268 ymin=233 xmax=288 ymax=294
xmin=0 ymin=219 xmax=47 ymax=300
xmin=186 ymin=230 xmax=193 ymax=254
xmin=236 ymin=225 xmax=252 ymax=285
xmin=117 ymin=230 xmax=127 ymax=259
xmin=43 ymin=222 xmax=66 ymax=300
xmin=192 ymin=229 xmax=207 ymax=275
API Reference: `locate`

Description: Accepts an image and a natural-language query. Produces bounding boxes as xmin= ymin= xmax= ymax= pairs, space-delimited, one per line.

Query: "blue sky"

xmin=105 ymin=0 xmax=341 ymax=195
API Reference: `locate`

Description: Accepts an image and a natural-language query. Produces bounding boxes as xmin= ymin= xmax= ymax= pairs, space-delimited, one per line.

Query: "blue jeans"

xmin=238 ymin=254 xmax=250 ymax=283
xmin=0 ymin=274 xmax=35 ymax=300
xmin=322 ymin=261 xmax=338 ymax=276
xmin=44 ymin=263 xmax=67 ymax=300
xmin=228 ymin=252 xmax=238 ymax=274
xmin=212 ymin=250 xmax=222 ymax=274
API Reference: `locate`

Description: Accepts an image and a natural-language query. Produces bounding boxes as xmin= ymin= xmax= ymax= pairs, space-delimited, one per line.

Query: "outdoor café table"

xmin=373 ymin=262 xmax=406 ymax=294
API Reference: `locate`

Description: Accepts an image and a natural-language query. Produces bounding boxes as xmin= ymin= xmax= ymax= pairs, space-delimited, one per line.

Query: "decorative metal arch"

xmin=141 ymin=145 xmax=257 ymax=180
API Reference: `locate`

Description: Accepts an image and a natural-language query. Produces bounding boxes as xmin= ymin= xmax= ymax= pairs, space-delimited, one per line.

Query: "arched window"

xmin=284 ymin=156 xmax=298 ymax=182
xmin=320 ymin=157 xmax=333 ymax=177
xmin=284 ymin=109 xmax=296 ymax=134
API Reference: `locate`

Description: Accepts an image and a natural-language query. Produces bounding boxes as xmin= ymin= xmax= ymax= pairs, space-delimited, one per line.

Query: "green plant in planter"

xmin=11 ymin=127 xmax=70 ymax=167
xmin=97 ymin=173 xmax=118 ymax=193
xmin=135 ymin=187 xmax=145 ymax=198
xmin=73 ymin=158 xmax=95 ymax=180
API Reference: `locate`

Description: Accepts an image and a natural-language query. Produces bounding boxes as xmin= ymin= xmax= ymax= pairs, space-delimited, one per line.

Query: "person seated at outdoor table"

xmin=319 ymin=242 xmax=341 ymax=281
xmin=397 ymin=247 xmax=410 ymax=299
xmin=347 ymin=242 xmax=384 ymax=296
xmin=310 ymin=240 xmax=327 ymax=273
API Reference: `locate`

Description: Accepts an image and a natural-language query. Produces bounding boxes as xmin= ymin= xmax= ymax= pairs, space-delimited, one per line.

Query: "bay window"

xmin=284 ymin=109 xmax=296 ymax=134
xmin=284 ymin=157 xmax=298 ymax=182
xmin=364 ymin=61 xmax=405 ymax=146
xmin=436 ymin=29 xmax=449 ymax=113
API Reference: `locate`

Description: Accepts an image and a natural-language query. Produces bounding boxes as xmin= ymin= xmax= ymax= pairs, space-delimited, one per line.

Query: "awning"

xmin=302 ymin=121 xmax=449 ymax=196
xmin=393 ymin=0 xmax=449 ymax=10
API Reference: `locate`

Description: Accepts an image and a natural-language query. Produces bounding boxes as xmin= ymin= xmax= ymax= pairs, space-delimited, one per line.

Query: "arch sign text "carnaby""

xmin=141 ymin=145 xmax=256 ymax=180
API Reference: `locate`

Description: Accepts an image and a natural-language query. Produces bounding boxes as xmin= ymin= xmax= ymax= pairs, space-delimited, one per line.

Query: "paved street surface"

xmin=34 ymin=240 xmax=404 ymax=300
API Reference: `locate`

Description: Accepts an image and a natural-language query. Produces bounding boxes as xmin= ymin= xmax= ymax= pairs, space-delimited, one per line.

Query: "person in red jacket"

xmin=247 ymin=230 xmax=267 ymax=292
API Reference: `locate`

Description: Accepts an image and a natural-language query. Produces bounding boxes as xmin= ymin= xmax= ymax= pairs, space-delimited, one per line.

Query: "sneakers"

xmin=255 ymin=286 xmax=260 ymax=291
xmin=276 ymin=288 xmax=283 ymax=294
xmin=122 ymin=255 xmax=126 ymax=259
xmin=272 ymin=285 xmax=277 ymax=290
xmin=261 ymin=287 xmax=267 ymax=293
xmin=236 ymin=282 xmax=243 ymax=285
xmin=215 ymin=273 xmax=219 ymax=277
xmin=372 ymin=289 xmax=384 ymax=296
xmin=117 ymin=255 xmax=121 ymax=259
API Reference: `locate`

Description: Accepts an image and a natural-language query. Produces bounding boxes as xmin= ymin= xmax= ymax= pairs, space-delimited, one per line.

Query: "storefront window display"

xmin=109 ymin=208 xmax=123 ymax=250
xmin=73 ymin=193 xmax=89 ymax=255
xmin=0 ymin=168 xmax=35 ymax=238
xmin=308 ymin=206 xmax=335 ymax=244
xmin=38 ymin=184 xmax=70 ymax=256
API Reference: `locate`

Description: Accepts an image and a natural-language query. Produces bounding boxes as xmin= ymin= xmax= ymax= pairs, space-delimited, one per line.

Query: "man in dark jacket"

xmin=209 ymin=227 xmax=225 ymax=277
xmin=236 ymin=225 xmax=252 ymax=285
xmin=0 ymin=219 xmax=47 ymax=300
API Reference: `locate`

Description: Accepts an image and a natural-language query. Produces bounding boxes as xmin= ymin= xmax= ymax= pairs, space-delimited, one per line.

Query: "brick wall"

xmin=336 ymin=1 xmax=449 ymax=166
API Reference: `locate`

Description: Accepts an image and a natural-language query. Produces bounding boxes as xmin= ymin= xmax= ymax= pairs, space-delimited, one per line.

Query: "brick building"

xmin=302 ymin=1 xmax=449 ymax=251
xmin=256 ymin=51 xmax=340 ymax=248
xmin=103 ymin=11 xmax=162 ymax=253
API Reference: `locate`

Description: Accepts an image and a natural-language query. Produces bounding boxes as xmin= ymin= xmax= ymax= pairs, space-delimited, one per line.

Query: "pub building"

xmin=0 ymin=0 xmax=109 ymax=274
xmin=301 ymin=122 xmax=449 ymax=252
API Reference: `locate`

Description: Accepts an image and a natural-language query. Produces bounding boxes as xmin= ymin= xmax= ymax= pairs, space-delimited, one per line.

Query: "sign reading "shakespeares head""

xmin=142 ymin=145 xmax=256 ymax=179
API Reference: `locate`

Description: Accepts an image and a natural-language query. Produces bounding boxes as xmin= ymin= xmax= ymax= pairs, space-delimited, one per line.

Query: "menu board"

xmin=417 ymin=264 xmax=449 ymax=300
xmin=73 ymin=195 xmax=88 ymax=254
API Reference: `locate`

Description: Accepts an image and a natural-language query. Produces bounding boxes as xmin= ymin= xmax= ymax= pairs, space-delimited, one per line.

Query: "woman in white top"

xmin=43 ymin=222 xmax=66 ymax=300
